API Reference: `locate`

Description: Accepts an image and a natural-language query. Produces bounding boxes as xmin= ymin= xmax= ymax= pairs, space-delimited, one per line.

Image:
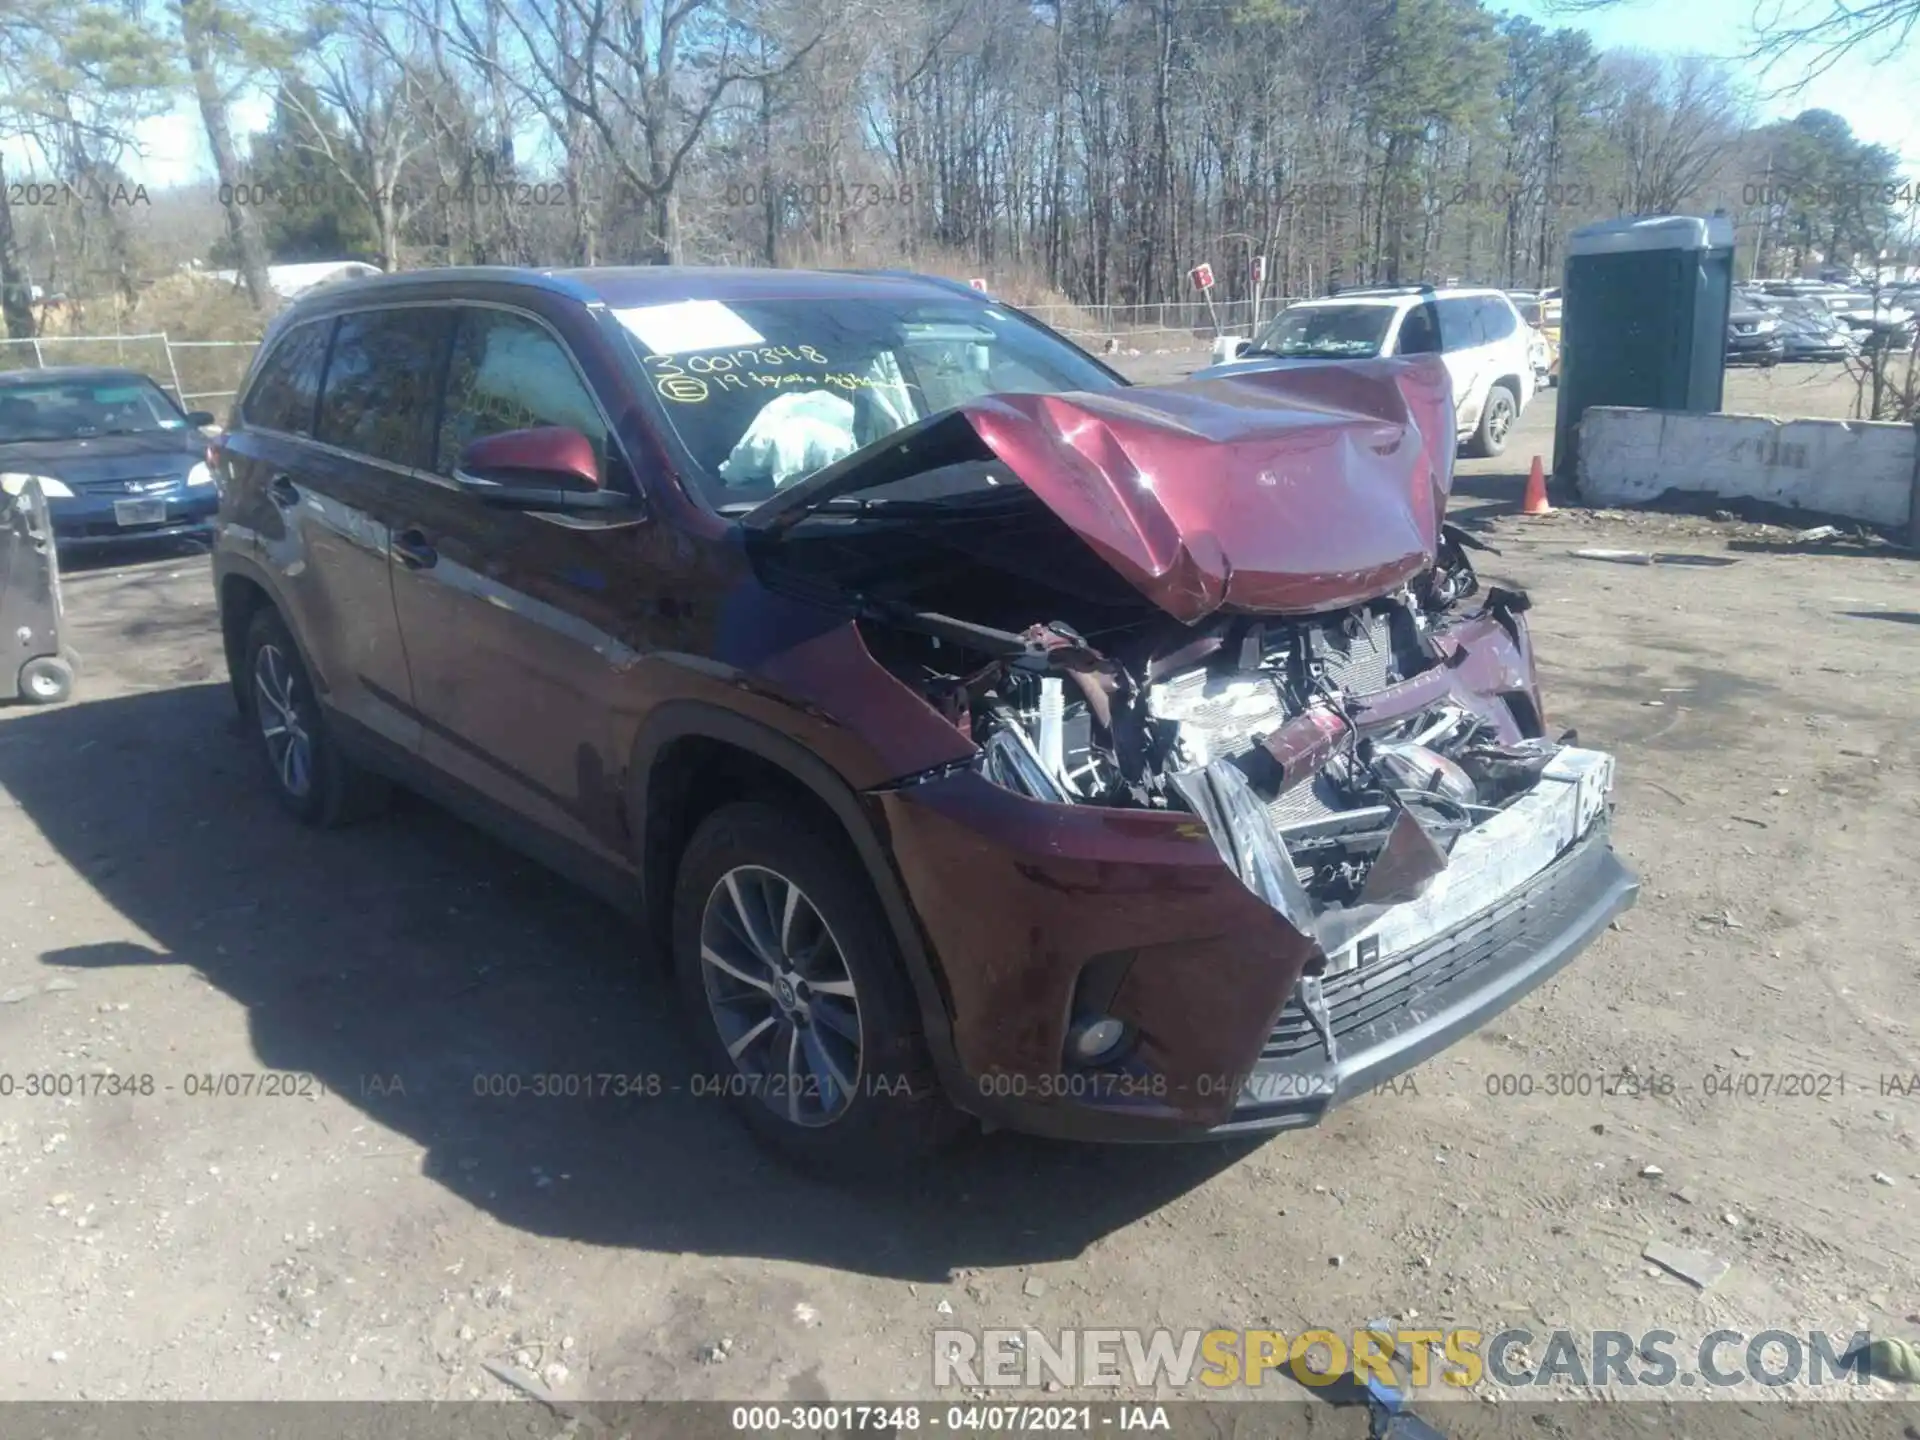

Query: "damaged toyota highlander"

xmin=211 ymin=265 xmax=1638 ymax=1165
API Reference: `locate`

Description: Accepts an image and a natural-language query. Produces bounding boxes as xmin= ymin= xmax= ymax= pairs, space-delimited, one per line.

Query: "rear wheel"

xmin=672 ymin=801 xmax=964 ymax=1171
xmin=241 ymin=607 xmax=389 ymax=827
xmin=1466 ymin=383 xmax=1517 ymax=458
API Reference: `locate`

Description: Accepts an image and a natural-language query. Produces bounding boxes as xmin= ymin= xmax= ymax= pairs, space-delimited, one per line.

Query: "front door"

xmin=387 ymin=304 xmax=650 ymax=860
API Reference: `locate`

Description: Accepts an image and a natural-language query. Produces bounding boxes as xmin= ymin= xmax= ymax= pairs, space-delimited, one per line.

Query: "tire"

xmin=1465 ymin=383 xmax=1517 ymax=458
xmin=18 ymin=655 xmax=73 ymax=706
xmin=672 ymin=801 xmax=965 ymax=1172
xmin=240 ymin=607 xmax=390 ymax=827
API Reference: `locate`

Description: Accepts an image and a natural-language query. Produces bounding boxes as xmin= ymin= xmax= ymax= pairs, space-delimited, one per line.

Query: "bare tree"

xmin=1599 ymin=53 xmax=1743 ymax=214
xmin=283 ymin=0 xmax=432 ymax=271
xmin=173 ymin=0 xmax=285 ymax=309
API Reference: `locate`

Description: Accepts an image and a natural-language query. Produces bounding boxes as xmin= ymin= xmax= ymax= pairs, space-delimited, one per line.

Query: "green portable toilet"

xmin=1553 ymin=214 xmax=1735 ymax=481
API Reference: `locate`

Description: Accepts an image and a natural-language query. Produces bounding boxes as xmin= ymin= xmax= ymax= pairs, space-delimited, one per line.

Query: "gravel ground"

xmin=0 ymin=367 xmax=1914 ymax=1414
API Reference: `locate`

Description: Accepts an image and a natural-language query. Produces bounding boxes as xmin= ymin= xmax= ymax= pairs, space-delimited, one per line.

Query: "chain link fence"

xmin=1018 ymin=297 xmax=1294 ymax=349
xmin=0 ymin=333 xmax=261 ymax=415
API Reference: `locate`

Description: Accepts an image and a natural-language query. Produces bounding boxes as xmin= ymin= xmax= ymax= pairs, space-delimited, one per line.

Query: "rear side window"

xmin=243 ymin=321 xmax=331 ymax=436
xmin=316 ymin=308 xmax=453 ymax=468
xmin=436 ymin=308 xmax=608 ymax=475
xmin=1435 ymin=298 xmax=1485 ymax=352
xmin=1395 ymin=304 xmax=1440 ymax=355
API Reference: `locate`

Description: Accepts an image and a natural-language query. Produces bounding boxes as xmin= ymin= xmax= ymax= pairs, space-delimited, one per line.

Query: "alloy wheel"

xmin=699 ymin=864 xmax=864 ymax=1127
xmin=253 ymin=642 xmax=314 ymax=799
xmin=1488 ymin=395 xmax=1514 ymax=446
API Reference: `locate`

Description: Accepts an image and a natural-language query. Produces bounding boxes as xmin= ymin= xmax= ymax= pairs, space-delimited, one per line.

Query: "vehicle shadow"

xmin=1837 ymin=609 xmax=1920 ymax=626
xmin=0 ymin=682 xmax=1255 ymax=1281
xmin=57 ymin=534 xmax=211 ymax=576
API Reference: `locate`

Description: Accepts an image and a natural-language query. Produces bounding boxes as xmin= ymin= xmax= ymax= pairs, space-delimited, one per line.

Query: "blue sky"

xmin=1513 ymin=0 xmax=1920 ymax=167
xmin=59 ymin=0 xmax=1920 ymax=188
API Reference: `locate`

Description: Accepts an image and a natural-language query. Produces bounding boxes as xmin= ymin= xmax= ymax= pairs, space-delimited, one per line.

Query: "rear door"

xmin=227 ymin=312 xmax=430 ymax=753
xmin=1476 ymin=296 xmax=1532 ymax=409
xmin=1434 ymin=297 xmax=1491 ymax=435
xmin=298 ymin=306 xmax=454 ymax=751
xmin=386 ymin=302 xmax=648 ymax=860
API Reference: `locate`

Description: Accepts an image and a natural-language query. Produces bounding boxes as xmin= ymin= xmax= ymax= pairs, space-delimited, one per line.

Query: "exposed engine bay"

xmin=739 ymin=355 xmax=1621 ymax=995
xmin=785 ymin=500 xmax=1616 ymax=968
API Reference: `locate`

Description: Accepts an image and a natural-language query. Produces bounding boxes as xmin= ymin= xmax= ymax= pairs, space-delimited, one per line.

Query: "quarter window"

xmin=437 ymin=309 xmax=608 ymax=476
xmin=242 ymin=320 xmax=331 ymax=436
xmin=315 ymin=309 xmax=452 ymax=468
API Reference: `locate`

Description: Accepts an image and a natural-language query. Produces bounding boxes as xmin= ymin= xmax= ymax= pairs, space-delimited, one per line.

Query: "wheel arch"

xmin=626 ymin=702 xmax=962 ymax=1083
xmin=217 ymin=569 xmax=276 ymax=712
xmin=216 ymin=556 xmax=336 ymax=714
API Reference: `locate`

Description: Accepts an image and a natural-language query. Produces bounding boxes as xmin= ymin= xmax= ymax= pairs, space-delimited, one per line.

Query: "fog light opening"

xmin=1067 ymin=1015 xmax=1130 ymax=1066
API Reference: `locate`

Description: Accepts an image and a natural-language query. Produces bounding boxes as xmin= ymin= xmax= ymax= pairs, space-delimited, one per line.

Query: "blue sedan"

xmin=0 ymin=366 xmax=220 ymax=550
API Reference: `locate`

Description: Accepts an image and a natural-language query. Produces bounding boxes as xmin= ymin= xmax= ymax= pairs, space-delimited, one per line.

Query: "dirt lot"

xmin=1 ymin=368 xmax=1915 ymax=1412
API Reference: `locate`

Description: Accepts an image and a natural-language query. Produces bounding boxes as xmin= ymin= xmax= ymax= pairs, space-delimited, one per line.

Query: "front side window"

xmin=611 ymin=295 xmax=1120 ymax=509
xmin=1249 ymin=304 xmax=1394 ymax=361
xmin=437 ymin=309 xmax=609 ymax=475
xmin=0 ymin=374 xmax=189 ymax=443
xmin=316 ymin=309 xmax=452 ymax=468
xmin=1478 ymin=299 xmax=1517 ymax=342
xmin=242 ymin=321 xmax=332 ymax=436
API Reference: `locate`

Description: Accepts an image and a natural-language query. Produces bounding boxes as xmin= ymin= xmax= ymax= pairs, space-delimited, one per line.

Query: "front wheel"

xmin=672 ymin=801 xmax=964 ymax=1172
xmin=1465 ymin=383 xmax=1517 ymax=458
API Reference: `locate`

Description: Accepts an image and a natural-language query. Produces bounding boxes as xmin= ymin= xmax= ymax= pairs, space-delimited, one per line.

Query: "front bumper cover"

xmin=1219 ymin=823 xmax=1637 ymax=1134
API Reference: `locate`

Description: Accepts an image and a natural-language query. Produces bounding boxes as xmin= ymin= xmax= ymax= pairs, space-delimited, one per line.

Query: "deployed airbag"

xmin=720 ymin=390 xmax=859 ymax=488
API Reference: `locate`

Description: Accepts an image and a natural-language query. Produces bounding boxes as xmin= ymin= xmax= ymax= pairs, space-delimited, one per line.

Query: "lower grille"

xmin=1261 ymin=828 xmax=1611 ymax=1062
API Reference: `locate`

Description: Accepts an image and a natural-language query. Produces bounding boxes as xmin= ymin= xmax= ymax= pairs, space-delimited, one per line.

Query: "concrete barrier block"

xmin=1577 ymin=407 xmax=1914 ymax=529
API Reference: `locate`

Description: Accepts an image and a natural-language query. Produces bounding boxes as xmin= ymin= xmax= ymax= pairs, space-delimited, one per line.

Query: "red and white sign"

xmin=1250 ymin=254 xmax=1266 ymax=288
xmin=1189 ymin=263 xmax=1215 ymax=291
xmin=968 ymin=277 xmax=989 ymax=292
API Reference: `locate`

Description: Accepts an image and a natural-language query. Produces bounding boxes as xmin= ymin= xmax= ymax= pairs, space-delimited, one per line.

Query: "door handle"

xmin=391 ymin=528 xmax=438 ymax=569
xmin=268 ymin=473 xmax=300 ymax=507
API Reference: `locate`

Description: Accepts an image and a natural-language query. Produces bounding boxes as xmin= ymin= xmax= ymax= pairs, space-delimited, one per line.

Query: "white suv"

xmin=1202 ymin=287 xmax=1535 ymax=457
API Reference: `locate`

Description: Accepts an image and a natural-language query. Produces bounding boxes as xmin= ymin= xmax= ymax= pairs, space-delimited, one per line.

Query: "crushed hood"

xmin=743 ymin=356 xmax=1457 ymax=621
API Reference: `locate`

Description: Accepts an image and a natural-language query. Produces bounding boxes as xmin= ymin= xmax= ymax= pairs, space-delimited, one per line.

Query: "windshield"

xmin=0 ymin=376 xmax=187 ymax=444
xmin=610 ymin=295 xmax=1122 ymax=511
xmin=1248 ymin=303 xmax=1394 ymax=360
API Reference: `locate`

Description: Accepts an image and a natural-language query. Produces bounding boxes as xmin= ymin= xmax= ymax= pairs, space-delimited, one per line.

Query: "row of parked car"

xmin=1726 ymin=279 xmax=1918 ymax=366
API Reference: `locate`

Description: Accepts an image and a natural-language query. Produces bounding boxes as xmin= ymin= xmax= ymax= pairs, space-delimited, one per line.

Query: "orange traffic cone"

xmin=1521 ymin=455 xmax=1553 ymax=516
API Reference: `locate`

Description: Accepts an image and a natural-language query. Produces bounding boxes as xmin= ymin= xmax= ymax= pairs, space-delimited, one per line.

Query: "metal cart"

xmin=1 ymin=475 xmax=75 ymax=705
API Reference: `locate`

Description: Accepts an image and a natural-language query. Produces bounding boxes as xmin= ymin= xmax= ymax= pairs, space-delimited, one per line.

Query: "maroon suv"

xmin=210 ymin=265 xmax=1637 ymax=1164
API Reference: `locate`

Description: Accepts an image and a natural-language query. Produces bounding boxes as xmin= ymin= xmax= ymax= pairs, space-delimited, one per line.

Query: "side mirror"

xmin=185 ymin=410 xmax=218 ymax=428
xmin=454 ymin=427 xmax=633 ymax=512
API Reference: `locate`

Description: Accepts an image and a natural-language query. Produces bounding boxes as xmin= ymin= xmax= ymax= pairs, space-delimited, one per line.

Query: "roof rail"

xmin=828 ymin=268 xmax=989 ymax=301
